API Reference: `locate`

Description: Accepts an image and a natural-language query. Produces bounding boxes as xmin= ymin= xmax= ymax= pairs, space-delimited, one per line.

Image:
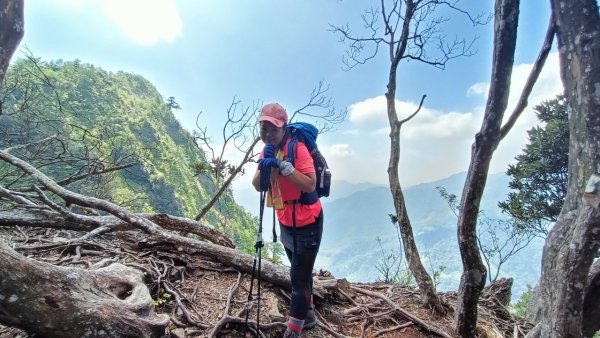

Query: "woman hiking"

xmin=252 ymin=103 xmax=323 ymax=338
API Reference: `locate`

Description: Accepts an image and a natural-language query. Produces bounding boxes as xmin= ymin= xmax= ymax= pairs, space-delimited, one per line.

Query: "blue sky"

xmin=19 ymin=0 xmax=561 ymax=194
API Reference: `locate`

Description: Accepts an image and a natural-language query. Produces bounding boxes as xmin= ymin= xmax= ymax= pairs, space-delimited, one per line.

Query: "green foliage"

xmin=509 ymin=284 xmax=532 ymax=318
xmin=375 ymin=236 xmax=403 ymax=284
xmin=166 ymin=96 xmax=181 ymax=111
xmin=499 ymin=95 xmax=568 ymax=236
xmin=435 ymin=187 xmax=459 ymax=216
xmin=394 ymin=266 xmax=416 ymax=287
xmin=1 ymin=57 xmax=257 ymax=249
xmin=431 ymin=264 xmax=446 ymax=289
xmin=436 ymin=186 xmax=536 ymax=282
xmin=375 ymin=216 xmax=417 ymax=287
xmin=263 ymin=241 xmax=285 ymax=264
xmin=152 ymin=292 xmax=172 ymax=310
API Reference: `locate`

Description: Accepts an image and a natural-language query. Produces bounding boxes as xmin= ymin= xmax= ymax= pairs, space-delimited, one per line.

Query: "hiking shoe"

xmin=303 ymin=308 xmax=317 ymax=330
xmin=283 ymin=329 xmax=301 ymax=338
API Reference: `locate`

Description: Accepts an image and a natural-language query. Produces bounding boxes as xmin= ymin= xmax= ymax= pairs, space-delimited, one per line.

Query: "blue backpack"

xmin=286 ymin=122 xmax=331 ymax=204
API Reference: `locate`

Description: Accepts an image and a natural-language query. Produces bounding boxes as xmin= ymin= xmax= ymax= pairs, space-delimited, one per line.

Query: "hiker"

xmin=252 ymin=103 xmax=323 ymax=338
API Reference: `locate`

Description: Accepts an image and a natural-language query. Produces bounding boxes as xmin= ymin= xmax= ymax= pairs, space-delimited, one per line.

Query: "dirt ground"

xmin=0 ymin=227 xmax=530 ymax=338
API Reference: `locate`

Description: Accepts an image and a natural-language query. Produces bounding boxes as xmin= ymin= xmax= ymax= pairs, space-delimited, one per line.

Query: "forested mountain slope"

xmin=0 ymin=58 xmax=256 ymax=249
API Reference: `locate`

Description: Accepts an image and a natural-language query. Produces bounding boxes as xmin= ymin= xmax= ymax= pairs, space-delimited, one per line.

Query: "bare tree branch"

xmin=500 ymin=14 xmax=555 ymax=139
xmin=3 ymin=134 xmax=59 ymax=153
xmin=55 ymin=162 xmax=138 ymax=187
xmin=399 ymin=94 xmax=427 ymax=124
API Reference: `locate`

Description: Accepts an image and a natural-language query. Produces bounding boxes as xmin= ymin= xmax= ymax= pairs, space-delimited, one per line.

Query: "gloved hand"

xmin=262 ymin=144 xmax=276 ymax=158
xmin=279 ymin=161 xmax=295 ymax=176
xmin=258 ymin=157 xmax=280 ymax=191
xmin=259 ymin=157 xmax=280 ymax=171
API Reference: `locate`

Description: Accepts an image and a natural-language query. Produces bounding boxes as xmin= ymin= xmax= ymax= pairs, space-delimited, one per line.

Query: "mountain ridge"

xmin=2 ymin=58 xmax=257 ymax=251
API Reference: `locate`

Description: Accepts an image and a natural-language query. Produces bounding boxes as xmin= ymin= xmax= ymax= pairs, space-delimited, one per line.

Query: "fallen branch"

xmin=351 ymin=286 xmax=453 ymax=338
xmin=373 ymin=322 xmax=413 ymax=336
xmin=0 ymin=209 xmax=234 ymax=247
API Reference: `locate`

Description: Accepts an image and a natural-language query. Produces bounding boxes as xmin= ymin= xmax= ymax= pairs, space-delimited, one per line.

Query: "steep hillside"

xmin=0 ymin=58 xmax=256 ymax=249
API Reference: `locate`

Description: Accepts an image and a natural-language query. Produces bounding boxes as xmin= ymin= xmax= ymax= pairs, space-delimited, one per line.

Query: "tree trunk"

xmin=454 ymin=0 xmax=519 ymax=336
xmin=533 ymin=0 xmax=600 ymax=337
xmin=0 ymin=241 xmax=170 ymax=337
xmin=0 ymin=0 xmax=23 ymax=87
xmin=583 ymin=260 xmax=600 ymax=337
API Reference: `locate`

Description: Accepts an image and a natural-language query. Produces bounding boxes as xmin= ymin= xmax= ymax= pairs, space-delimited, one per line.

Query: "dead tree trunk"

xmin=0 ymin=241 xmax=170 ymax=337
xmin=0 ymin=147 xmax=294 ymax=287
xmin=530 ymin=0 xmax=600 ymax=337
xmin=0 ymin=209 xmax=235 ymax=247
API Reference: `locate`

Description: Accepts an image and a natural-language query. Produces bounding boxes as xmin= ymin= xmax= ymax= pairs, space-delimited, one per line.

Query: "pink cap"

xmin=258 ymin=103 xmax=288 ymax=128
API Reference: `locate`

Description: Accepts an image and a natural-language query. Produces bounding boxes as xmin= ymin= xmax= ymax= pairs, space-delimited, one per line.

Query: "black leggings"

xmin=280 ymin=211 xmax=323 ymax=320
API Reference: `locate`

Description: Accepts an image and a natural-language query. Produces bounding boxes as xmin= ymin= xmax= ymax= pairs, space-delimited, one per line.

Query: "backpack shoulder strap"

xmin=287 ymin=138 xmax=299 ymax=166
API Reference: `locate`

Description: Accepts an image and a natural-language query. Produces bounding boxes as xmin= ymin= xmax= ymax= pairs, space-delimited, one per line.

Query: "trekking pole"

xmin=244 ymin=189 xmax=267 ymax=337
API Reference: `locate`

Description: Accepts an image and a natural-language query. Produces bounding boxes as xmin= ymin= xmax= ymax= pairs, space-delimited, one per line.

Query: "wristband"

xmin=279 ymin=161 xmax=295 ymax=176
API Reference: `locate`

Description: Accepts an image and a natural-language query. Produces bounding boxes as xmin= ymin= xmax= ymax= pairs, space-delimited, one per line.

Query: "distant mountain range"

xmin=235 ymin=172 xmax=544 ymax=300
xmin=318 ymin=172 xmax=543 ymax=299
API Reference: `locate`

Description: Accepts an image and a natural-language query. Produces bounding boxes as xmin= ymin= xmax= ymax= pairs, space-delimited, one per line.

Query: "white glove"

xmin=279 ymin=160 xmax=295 ymax=176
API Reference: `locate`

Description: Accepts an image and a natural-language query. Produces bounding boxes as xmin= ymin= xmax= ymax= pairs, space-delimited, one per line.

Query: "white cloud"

xmin=336 ymin=53 xmax=563 ymax=186
xmin=507 ymin=52 xmax=562 ymax=114
xmin=325 ymin=144 xmax=352 ymax=158
xmin=403 ymin=109 xmax=477 ymax=141
xmin=102 ymin=0 xmax=182 ymax=46
xmin=349 ymin=96 xmax=433 ymax=128
xmin=490 ymin=52 xmax=563 ymax=173
xmin=467 ymin=82 xmax=489 ymax=97
xmin=348 ymin=96 xmax=387 ymax=124
xmin=349 ymin=95 xmax=476 ymax=141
